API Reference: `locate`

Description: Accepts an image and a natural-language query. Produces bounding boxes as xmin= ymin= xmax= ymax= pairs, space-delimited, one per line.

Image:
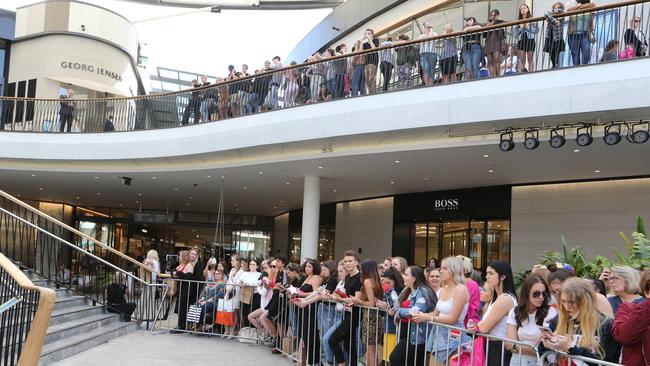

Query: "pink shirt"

xmin=464 ymin=278 xmax=481 ymax=327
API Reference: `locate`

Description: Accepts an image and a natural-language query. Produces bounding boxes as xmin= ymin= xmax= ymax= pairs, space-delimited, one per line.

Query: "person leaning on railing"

xmin=513 ymin=4 xmax=539 ymax=72
xmin=505 ymin=274 xmax=556 ymax=366
xmin=484 ymin=9 xmax=507 ymax=77
xmin=461 ymin=17 xmax=483 ymax=80
xmin=566 ymin=0 xmax=597 ymax=66
xmin=348 ymin=259 xmax=384 ymax=366
xmin=540 ymin=277 xmax=620 ymax=363
xmin=106 ymin=271 xmax=137 ymax=321
xmin=376 ymin=266 xmax=403 ymax=363
xmin=389 ymin=266 xmax=437 ymax=366
xmin=612 ymin=269 xmax=650 ymax=366
xmin=625 ymin=16 xmax=648 ymax=57
xmin=171 ymin=250 xmax=194 ymax=332
xmin=321 ymin=261 xmax=346 ymax=365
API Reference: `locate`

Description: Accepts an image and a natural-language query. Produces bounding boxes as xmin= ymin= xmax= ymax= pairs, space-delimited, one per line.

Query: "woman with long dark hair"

xmin=295 ymin=258 xmax=322 ymax=366
xmin=505 ymin=274 xmax=556 ymax=366
xmin=544 ymin=2 xmax=566 ymax=68
xmin=514 ymin=4 xmax=539 ymax=72
xmin=348 ymin=260 xmax=383 ymax=366
xmin=467 ymin=261 xmax=517 ymax=366
xmin=389 ymin=266 xmax=437 ymax=366
xmin=377 ymin=266 xmax=404 ymax=363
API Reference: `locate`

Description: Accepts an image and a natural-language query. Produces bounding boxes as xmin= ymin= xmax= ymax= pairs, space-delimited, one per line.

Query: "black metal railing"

xmin=0 ymin=191 xmax=167 ymax=327
xmin=0 ymin=0 xmax=648 ymax=133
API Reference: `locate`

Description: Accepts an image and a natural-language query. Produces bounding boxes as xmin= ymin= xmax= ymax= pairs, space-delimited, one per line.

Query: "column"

xmin=300 ymin=175 xmax=320 ymax=261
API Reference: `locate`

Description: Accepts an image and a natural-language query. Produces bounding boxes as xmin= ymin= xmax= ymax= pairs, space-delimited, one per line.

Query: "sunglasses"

xmin=271 ymin=265 xmax=277 ymax=268
xmin=532 ymin=290 xmax=545 ymax=299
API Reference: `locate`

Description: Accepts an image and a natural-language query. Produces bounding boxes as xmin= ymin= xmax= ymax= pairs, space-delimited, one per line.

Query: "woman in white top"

xmin=414 ymin=257 xmax=469 ymax=365
xmin=223 ymin=254 xmax=245 ymax=338
xmin=506 ymin=274 xmax=557 ymax=366
xmin=143 ymin=249 xmax=160 ymax=282
xmin=467 ymin=261 xmax=517 ymax=366
xmin=248 ymin=260 xmax=276 ymax=340
xmin=500 ymin=45 xmax=518 ymax=75
xmin=418 ymin=22 xmax=438 ymax=86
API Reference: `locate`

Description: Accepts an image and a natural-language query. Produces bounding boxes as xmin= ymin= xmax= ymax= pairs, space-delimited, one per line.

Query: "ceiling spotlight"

xmin=576 ymin=125 xmax=593 ymax=147
xmin=121 ymin=177 xmax=132 ymax=186
xmin=603 ymin=124 xmax=622 ymax=145
xmin=550 ymin=128 xmax=566 ymax=148
xmin=524 ymin=129 xmax=540 ymax=150
xmin=627 ymin=121 xmax=649 ymax=144
xmin=499 ymin=131 xmax=515 ymax=152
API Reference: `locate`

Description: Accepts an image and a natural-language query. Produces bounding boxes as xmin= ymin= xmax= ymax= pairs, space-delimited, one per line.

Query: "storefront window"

xmin=232 ymin=230 xmax=270 ymax=259
xmin=427 ymin=223 xmax=439 ymax=267
xmin=442 ymin=221 xmax=469 ymax=258
xmin=413 ymin=223 xmax=427 ymax=267
xmin=470 ymin=220 xmax=485 ymax=270
xmin=487 ymin=220 xmax=510 ymax=263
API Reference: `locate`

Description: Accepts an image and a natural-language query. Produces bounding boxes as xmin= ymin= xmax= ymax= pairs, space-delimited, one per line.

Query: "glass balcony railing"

xmin=0 ymin=0 xmax=648 ymax=133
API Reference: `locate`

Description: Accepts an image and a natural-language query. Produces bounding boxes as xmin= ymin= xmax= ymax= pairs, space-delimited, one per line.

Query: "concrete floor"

xmin=51 ymin=330 xmax=295 ymax=366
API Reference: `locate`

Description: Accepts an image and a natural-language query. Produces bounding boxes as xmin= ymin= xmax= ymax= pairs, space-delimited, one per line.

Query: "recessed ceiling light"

xmin=138 ymin=193 xmax=143 ymax=196
xmin=394 ymin=160 xmax=400 ymax=164
xmin=93 ymin=176 xmax=99 ymax=179
xmin=38 ymin=187 xmax=43 ymax=191
xmin=173 ymin=187 xmax=179 ymax=191
xmin=285 ymin=182 xmax=291 ymax=185
xmin=76 ymin=196 xmax=80 ymax=199
xmin=258 ymin=171 xmax=264 ymax=175
xmin=483 ymin=154 xmax=489 ymax=158
xmin=152 ymin=176 xmax=156 ymax=180
xmin=206 ymin=175 xmax=211 ymax=178
xmin=332 ymin=189 xmax=337 ymax=192
xmin=423 ymin=178 xmax=431 ymax=181
xmin=96 ymin=192 xmax=101 ymax=195
xmin=135 ymin=200 xmax=139 ymax=204
xmin=389 ymin=181 xmax=395 ymax=184
xmin=318 ymin=166 xmax=323 ymax=169
xmin=185 ymin=203 xmax=190 ymax=206
xmin=31 ymin=174 xmax=36 ymax=177
xmin=16 ymin=194 xmax=21 ymax=197
xmin=488 ymin=170 xmax=494 ymax=173
xmin=119 ymin=203 xmax=123 ymax=207
xmin=242 ymin=186 xmax=248 ymax=190
xmin=279 ymin=200 xmax=284 ymax=203
xmin=573 ymin=149 xmax=580 ymax=153
xmin=189 ymin=196 xmax=194 ymax=200
xmin=273 ymin=206 xmax=277 ymax=209
xmin=234 ymin=203 xmax=239 ymax=206
xmin=594 ymin=170 xmax=601 ymax=173
xmin=235 ymin=208 xmax=239 ymax=211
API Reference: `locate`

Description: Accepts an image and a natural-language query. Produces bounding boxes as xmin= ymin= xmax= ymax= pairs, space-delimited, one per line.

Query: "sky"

xmin=1 ymin=0 xmax=331 ymax=77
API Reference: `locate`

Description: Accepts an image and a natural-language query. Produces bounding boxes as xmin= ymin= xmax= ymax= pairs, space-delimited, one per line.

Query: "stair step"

xmin=54 ymin=288 xmax=71 ymax=299
xmin=45 ymin=314 xmax=120 ymax=344
xmin=52 ymin=296 xmax=87 ymax=311
xmin=49 ymin=305 xmax=105 ymax=326
xmin=40 ymin=321 xmax=138 ymax=365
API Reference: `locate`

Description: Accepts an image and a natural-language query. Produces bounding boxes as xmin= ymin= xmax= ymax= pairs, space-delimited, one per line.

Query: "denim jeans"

xmin=462 ymin=43 xmax=482 ymax=79
xmin=322 ymin=310 xmax=345 ymax=364
xmin=246 ymin=93 xmax=259 ymax=114
xmin=328 ymin=78 xmax=339 ymax=99
xmin=351 ymin=64 xmax=366 ymax=96
xmin=320 ymin=305 xmax=343 ymax=363
xmin=569 ymin=32 xmax=591 ymax=66
xmin=199 ymin=98 xmax=213 ymax=122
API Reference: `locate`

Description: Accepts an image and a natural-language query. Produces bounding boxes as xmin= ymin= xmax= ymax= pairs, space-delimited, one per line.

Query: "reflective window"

xmin=487 ymin=220 xmax=510 ymax=263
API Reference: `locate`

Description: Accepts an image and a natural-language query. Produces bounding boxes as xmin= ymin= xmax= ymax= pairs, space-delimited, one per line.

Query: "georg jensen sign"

xmin=60 ymin=61 xmax=123 ymax=82
xmin=434 ymin=198 xmax=460 ymax=211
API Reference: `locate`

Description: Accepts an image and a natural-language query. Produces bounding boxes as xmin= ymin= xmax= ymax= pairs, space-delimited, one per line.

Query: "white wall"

xmin=334 ymin=197 xmax=394 ymax=261
xmin=510 ymin=178 xmax=650 ymax=272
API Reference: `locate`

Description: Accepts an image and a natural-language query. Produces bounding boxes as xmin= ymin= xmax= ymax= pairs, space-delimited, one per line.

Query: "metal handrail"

xmin=0 ymin=252 xmax=56 ymax=366
xmin=0 ymin=190 xmax=169 ymax=281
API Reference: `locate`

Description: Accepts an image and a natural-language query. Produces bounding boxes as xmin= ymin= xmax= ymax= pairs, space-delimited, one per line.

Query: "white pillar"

xmin=300 ymin=175 xmax=320 ymax=261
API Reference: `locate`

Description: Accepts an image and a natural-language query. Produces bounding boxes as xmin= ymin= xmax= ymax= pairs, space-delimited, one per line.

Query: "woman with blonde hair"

xmin=602 ymin=265 xmax=644 ymax=314
xmin=542 ymin=278 xmax=619 ymax=362
xmin=172 ymin=250 xmax=194 ymax=332
xmin=391 ymin=256 xmax=408 ymax=275
xmin=143 ymin=249 xmax=160 ymax=281
xmin=413 ymin=257 xmax=469 ymax=366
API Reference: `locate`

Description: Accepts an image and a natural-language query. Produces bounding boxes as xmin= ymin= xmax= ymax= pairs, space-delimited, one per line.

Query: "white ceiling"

xmin=1 ymin=136 xmax=648 ymax=216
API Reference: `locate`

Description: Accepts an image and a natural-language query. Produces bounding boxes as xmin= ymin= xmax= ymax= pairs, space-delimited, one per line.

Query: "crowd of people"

xmin=175 ymin=0 xmax=647 ymax=125
xmin=133 ymin=245 xmax=650 ymax=366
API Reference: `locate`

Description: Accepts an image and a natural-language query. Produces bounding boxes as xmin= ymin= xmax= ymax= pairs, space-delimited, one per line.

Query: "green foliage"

xmin=538 ymin=236 xmax=606 ymax=279
xmin=615 ymin=216 xmax=650 ymax=270
xmin=514 ymin=269 xmax=528 ymax=292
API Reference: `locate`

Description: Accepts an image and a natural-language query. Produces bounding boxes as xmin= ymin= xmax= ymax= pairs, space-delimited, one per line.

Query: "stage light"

xmin=549 ymin=128 xmax=566 ymax=148
xmin=627 ymin=121 xmax=649 ymax=144
xmin=524 ymin=130 xmax=539 ymax=150
xmin=603 ymin=124 xmax=622 ymax=145
xmin=576 ymin=125 xmax=593 ymax=147
xmin=499 ymin=131 xmax=515 ymax=152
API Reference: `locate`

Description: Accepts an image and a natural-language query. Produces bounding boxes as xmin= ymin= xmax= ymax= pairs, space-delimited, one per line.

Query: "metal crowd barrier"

xmin=0 ymin=0 xmax=648 ymax=133
xmin=539 ymin=351 xmax=623 ymax=366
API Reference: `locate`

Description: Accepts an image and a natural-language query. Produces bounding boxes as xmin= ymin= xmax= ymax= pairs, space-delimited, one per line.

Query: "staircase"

xmin=27 ymin=275 xmax=138 ymax=365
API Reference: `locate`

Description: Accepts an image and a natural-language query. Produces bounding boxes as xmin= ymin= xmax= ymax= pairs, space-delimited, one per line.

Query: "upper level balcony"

xmin=0 ymin=0 xmax=649 ymax=170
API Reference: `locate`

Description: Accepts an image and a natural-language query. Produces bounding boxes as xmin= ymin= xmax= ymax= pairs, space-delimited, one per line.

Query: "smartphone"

xmin=538 ymin=325 xmax=553 ymax=335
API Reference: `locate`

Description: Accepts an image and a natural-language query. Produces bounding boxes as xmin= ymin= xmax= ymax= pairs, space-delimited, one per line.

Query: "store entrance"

xmin=411 ymin=219 xmax=510 ymax=271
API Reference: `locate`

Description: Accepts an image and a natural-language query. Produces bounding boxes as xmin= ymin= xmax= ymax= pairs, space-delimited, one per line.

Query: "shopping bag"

xmin=238 ymin=327 xmax=258 ymax=343
xmin=186 ymin=304 xmax=202 ymax=323
xmin=215 ymin=298 xmax=235 ymax=326
xmin=217 ymin=298 xmax=234 ymax=312
xmin=382 ymin=333 xmax=397 ymax=361
xmin=239 ymin=286 xmax=254 ymax=304
xmin=450 ymin=336 xmax=485 ymax=366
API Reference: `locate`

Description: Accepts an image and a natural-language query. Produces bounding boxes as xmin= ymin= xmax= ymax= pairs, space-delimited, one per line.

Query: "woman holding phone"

xmin=505 ymin=274 xmax=556 ymax=366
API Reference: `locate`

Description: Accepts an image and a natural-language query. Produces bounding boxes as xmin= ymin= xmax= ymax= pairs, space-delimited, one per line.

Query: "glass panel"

xmin=487 ymin=220 xmax=510 ymax=264
xmin=442 ymin=221 xmax=468 ymax=258
xmin=427 ymin=223 xmax=439 ymax=266
xmin=470 ymin=220 xmax=485 ymax=270
xmin=158 ymin=69 xmax=179 ymax=79
xmin=233 ymin=230 xmax=270 ymax=259
xmin=290 ymin=231 xmax=301 ymax=263
xmin=319 ymin=225 xmax=335 ymax=261
xmin=414 ymin=223 xmax=428 ymax=267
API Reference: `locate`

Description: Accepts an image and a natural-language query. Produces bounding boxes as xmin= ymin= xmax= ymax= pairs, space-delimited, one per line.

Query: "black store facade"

xmin=392 ymin=186 xmax=511 ymax=271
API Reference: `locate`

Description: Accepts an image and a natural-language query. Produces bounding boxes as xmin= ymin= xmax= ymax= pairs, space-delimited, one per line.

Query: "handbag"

xmin=187 ymin=304 xmax=202 ymax=323
xmin=450 ymin=336 xmax=485 ymax=366
xmin=215 ymin=298 xmax=235 ymax=326
xmin=164 ymin=278 xmax=176 ymax=297
xmin=239 ymin=286 xmax=254 ymax=304
xmin=238 ymin=327 xmax=258 ymax=343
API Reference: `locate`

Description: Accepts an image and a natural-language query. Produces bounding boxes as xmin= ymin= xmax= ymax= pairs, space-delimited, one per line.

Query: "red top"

xmin=612 ymin=298 xmax=650 ymax=366
xmin=401 ymin=299 xmax=411 ymax=324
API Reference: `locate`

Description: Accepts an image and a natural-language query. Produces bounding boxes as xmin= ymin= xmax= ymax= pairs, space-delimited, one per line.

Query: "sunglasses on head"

xmin=532 ymin=290 xmax=545 ymax=299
